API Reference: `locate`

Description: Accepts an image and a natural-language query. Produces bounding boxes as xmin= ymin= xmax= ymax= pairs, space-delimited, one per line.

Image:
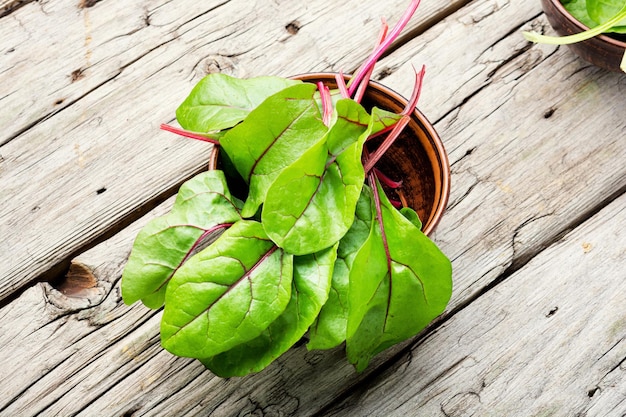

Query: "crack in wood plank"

xmin=0 ymin=0 xmax=35 ymax=18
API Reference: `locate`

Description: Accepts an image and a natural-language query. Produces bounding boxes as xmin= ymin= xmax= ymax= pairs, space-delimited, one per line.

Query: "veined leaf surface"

xmin=562 ymin=0 xmax=597 ymax=28
xmin=161 ymin=221 xmax=293 ymax=359
xmin=121 ymin=171 xmax=241 ymax=308
xmin=346 ymin=181 xmax=452 ymax=371
xmin=220 ymin=83 xmax=328 ymax=217
xmin=201 ymin=245 xmax=337 ymax=377
xmin=176 ymin=74 xmax=301 ymax=133
xmin=261 ymin=99 xmax=372 ymax=254
xmin=307 ymin=190 xmax=372 ymax=350
xmin=587 ymin=0 xmax=626 ymax=33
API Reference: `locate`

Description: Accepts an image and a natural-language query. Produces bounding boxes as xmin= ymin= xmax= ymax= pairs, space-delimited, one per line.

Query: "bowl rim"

xmin=546 ymin=0 xmax=626 ymax=48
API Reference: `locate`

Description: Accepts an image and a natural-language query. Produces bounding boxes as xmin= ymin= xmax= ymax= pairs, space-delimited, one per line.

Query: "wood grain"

xmin=323 ymin=194 xmax=626 ymax=417
xmin=1 ymin=0 xmax=625 ymax=416
xmin=0 ymin=0 xmax=470 ymax=303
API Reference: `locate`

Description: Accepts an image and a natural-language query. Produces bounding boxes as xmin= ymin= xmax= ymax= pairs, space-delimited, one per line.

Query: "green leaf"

xmin=563 ymin=0 xmax=599 ymax=29
xmin=160 ymin=221 xmax=293 ymax=358
xmin=587 ymin=0 xmax=626 ymax=33
xmin=200 ymin=245 xmax=337 ymax=377
xmin=370 ymin=106 xmax=403 ymax=134
xmin=400 ymin=206 xmax=422 ymax=230
xmin=261 ymin=99 xmax=371 ymax=254
xmin=346 ymin=181 xmax=452 ymax=371
xmin=307 ymin=189 xmax=373 ymax=350
xmin=121 ymin=171 xmax=242 ymax=309
xmin=176 ymin=74 xmax=301 ymax=133
xmin=220 ymin=83 xmax=328 ymax=218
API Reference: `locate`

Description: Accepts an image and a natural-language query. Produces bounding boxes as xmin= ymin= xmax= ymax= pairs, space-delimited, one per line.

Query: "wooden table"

xmin=1 ymin=0 xmax=625 ymax=415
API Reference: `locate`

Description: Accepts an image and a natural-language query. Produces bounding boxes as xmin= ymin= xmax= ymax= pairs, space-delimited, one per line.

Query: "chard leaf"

xmin=370 ymin=106 xmax=403 ymax=134
xmin=587 ymin=0 xmax=626 ymax=33
xmin=307 ymin=189 xmax=373 ymax=350
xmin=220 ymin=83 xmax=328 ymax=218
xmin=121 ymin=171 xmax=242 ymax=309
xmin=400 ymin=206 xmax=422 ymax=230
xmin=176 ymin=74 xmax=301 ymax=133
xmin=160 ymin=221 xmax=293 ymax=359
xmin=261 ymin=99 xmax=371 ymax=254
xmin=563 ymin=0 xmax=598 ymax=29
xmin=346 ymin=181 xmax=452 ymax=371
xmin=200 ymin=245 xmax=337 ymax=377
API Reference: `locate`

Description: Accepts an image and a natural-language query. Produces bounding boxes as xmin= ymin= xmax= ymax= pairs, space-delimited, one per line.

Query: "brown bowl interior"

xmin=209 ymin=73 xmax=450 ymax=236
xmin=541 ymin=0 xmax=626 ymax=72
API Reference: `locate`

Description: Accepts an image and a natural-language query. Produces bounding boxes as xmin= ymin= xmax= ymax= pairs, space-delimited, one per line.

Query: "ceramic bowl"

xmin=209 ymin=73 xmax=450 ymax=236
xmin=541 ymin=0 xmax=626 ymax=72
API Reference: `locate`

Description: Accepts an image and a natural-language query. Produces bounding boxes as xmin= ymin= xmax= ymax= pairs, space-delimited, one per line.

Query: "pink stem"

xmin=401 ymin=65 xmax=425 ymax=116
xmin=348 ymin=0 xmax=421 ymax=97
xmin=317 ymin=82 xmax=333 ymax=126
xmin=367 ymin=124 xmax=397 ymax=141
xmin=374 ymin=167 xmax=403 ymax=188
xmin=353 ymin=18 xmax=389 ymax=103
xmin=347 ymin=18 xmax=388 ymax=91
xmin=353 ymin=62 xmax=376 ymax=104
xmin=160 ymin=124 xmax=220 ymax=145
xmin=363 ymin=115 xmax=410 ymax=174
xmin=335 ymin=72 xmax=350 ymax=99
xmin=363 ymin=64 xmax=425 ymax=173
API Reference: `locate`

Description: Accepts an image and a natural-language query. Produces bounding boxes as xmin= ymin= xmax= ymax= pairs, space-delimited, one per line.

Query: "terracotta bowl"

xmin=209 ymin=73 xmax=450 ymax=236
xmin=541 ymin=0 xmax=626 ymax=72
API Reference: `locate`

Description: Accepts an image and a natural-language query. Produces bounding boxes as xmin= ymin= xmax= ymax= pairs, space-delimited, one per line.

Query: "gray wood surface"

xmin=0 ymin=0 xmax=469 ymax=303
xmin=1 ymin=0 xmax=624 ymax=416
xmin=324 ymin=193 xmax=626 ymax=416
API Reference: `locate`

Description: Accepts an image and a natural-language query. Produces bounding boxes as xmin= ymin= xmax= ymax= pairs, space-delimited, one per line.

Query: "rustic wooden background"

xmin=1 ymin=0 xmax=624 ymax=415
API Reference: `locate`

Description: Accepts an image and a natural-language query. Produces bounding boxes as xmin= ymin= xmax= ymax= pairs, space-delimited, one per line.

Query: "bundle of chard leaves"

xmin=121 ymin=0 xmax=452 ymax=377
xmin=524 ymin=0 xmax=626 ymax=72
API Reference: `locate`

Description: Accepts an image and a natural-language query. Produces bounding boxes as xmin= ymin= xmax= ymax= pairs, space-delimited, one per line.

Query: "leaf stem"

xmin=317 ymin=82 xmax=333 ymax=126
xmin=335 ymin=72 xmax=350 ymax=98
xmin=369 ymin=172 xmax=394 ymax=331
xmin=348 ymin=0 xmax=421 ymax=97
xmin=374 ymin=167 xmax=403 ymax=189
xmin=401 ymin=65 xmax=425 ymax=116
xmin=363 ymin=64 xmax=424 ymax=173
xmin=353 ymin=18 xmax=390 ymax=103
xmin=160 ymin=124 xmax=221 ymax=144
xmin=364 ymin=115 xmax=410 ymax=174
xmin=522 ymin=4 xmax=626 ymax=46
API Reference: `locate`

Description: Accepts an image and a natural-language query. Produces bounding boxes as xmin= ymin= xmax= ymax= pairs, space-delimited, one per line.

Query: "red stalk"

xmin=363 ymin=115 xmax=410 ymax=174
xmin=363 ymin=64 xmax=426 ymax=174
xmin=368 ymin=171 xmax=394 ymax=330
xmin=335 ymin=72 xmax=350 ymax=99
xmin=348 ymin=0 xmax=421 ymax=97
xmin=367 ymin=124 xmax=398 ymax=141
xmin=374 ymin=167 xmax=403 ymax=189
xmin=353 ymin=18 xmax=389 ymax=103
xmin=401 ymin=65 xmax=425 ymax=116
xmin=160 ymin=124 xmax=220 ymax=145
xmin=317 ymin=82 xmax=333 ymax=126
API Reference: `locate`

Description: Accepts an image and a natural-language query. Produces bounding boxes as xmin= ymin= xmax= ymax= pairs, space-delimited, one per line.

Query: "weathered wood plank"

xmin=323 ymin=193 xmax=626 ymax=417
xmin=374 ymin=0 xmax=626 ymax=307
xmin=0 ymin=0 xmax=32 ymax=18
xmin=0 ymin=197 xmax=175 ymax=416
xmin=1 ymin=1 xmax=625 ymax=417
xmin=0 ymin=0 xmax=470 ymax=302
